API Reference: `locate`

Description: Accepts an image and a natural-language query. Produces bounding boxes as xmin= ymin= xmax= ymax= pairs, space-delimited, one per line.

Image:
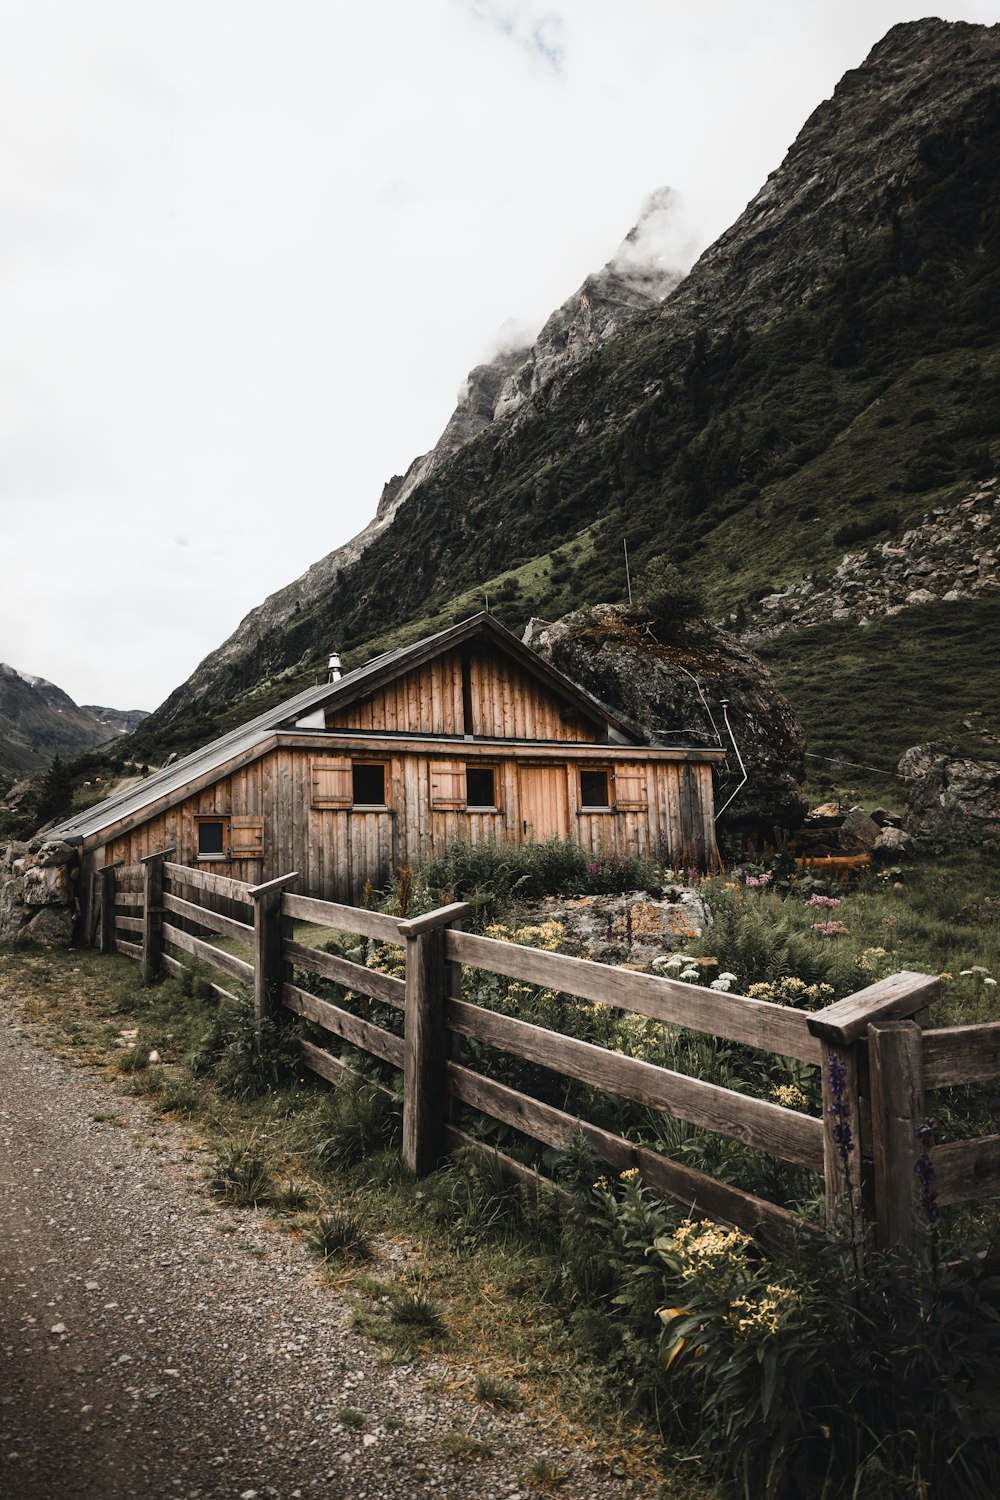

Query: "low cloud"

xmin=611 ymin=187 xmax=700 ymax=285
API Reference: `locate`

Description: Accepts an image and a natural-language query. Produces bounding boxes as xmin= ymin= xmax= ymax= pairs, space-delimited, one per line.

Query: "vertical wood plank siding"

xmin=103 ymin=742 xmax=718 ymax=900
xmin=99 ymin=653 xmax=719 ymax=899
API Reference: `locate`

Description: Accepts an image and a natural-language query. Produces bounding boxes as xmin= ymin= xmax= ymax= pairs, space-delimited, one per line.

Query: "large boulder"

xmin=525 ymin=605 xmax=807 ymax=846
xmin=899 ymin=744 xmax=1000 ymax=843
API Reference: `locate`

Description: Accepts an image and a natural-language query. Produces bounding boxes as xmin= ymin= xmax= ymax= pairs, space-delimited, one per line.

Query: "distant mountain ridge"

xmin=148 ymin=191 xmax=687 ymax=723
xmin=131 ymin=18 xmax=1000 ymax=792
xmin=0 ymin=662 xmax=147 ymax=785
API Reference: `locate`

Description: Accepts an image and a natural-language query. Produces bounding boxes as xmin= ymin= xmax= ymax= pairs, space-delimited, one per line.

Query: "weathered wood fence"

xmin=96 ymin=851 xmax=1000 ymax=1256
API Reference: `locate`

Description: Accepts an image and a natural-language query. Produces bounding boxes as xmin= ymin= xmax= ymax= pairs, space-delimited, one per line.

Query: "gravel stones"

xmin=0 ymin=980 xmax=655 ymax=1500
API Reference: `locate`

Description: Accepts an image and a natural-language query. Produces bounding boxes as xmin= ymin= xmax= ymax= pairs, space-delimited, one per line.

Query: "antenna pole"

xmin=623 ymin=539 xmax=632 ymax=605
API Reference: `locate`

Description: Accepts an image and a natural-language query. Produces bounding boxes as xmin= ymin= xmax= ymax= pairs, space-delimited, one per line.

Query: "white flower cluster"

xmin=710 ymin=971 xmax=738 ymax=992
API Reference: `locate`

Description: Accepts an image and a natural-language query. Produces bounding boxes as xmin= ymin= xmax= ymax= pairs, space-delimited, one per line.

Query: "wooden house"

xmin=52 ymin=614 xmax=724 ymax=916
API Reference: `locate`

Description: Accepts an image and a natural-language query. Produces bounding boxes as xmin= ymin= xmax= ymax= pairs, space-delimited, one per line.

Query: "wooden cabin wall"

xmin=327 ymin=652 xmax=465 ymax=736
xmin=325 ymin=648 xmax=599 ymax=743
xmin=96 ymin=745 xmax=718 ymax=906
xmin=468 ymin=651 xmax=596 ymax=741
xmin=101 ymin=762 xmax=268 ymax=888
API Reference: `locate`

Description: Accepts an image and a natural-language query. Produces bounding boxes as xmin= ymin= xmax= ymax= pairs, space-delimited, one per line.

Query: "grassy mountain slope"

xmin=129 ymin=21 xmax=1000 ymax=786
xmin=758 ymin=599 xmax=1000 ymax=809
xmin=0 ymin=665 xmax=146 ymax=789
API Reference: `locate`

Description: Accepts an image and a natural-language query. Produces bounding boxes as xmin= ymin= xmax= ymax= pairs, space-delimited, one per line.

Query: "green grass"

xmin=758 ymin=599 xmax=1000 ymax=806
xmin=5 ymin=835 xmax=1000 ymax=1500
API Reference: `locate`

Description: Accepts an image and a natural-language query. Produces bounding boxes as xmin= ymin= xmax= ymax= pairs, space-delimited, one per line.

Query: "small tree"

xmin=36 ymin=754 xmax=74 ymax=824
xmin=634 ymin=558 xmax=704 ymax=637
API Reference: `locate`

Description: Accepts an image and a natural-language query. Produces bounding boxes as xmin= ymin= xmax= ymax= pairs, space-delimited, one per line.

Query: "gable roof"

xmin=48 ymin=613 xmax=647 ymax=845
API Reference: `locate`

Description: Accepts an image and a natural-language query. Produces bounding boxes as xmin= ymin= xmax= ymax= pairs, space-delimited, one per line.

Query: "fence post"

xmin=139 ymin=847 xmax=174 ymax=984
xmin=809 ymin=972 xmax=940 ymax=1252
xmin=249 ymin=873 xmax=299 ymax=1026
xmin=398 ymin=902 xmax=471 ymax=1176
xmin=868 ymin=1019 xmax=928 ymax=1254
xmin=818 ymin=1040 xmax=867 ymax=1249
xmin=98 ymin=862 xmax=122 ymax=954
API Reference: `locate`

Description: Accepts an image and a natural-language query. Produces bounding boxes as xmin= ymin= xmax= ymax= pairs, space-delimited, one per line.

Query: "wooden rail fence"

xmin=97 ymin=852 xmax=1000 ymax=1255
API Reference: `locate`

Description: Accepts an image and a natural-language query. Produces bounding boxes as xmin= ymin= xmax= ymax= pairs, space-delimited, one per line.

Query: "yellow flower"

xmin=769 ymin=1083 xmax=808 ymax=1111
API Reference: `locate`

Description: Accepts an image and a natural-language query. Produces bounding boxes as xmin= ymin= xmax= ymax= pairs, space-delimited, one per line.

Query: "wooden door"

xmin=518 ymin=766 xmax=570 ymax=842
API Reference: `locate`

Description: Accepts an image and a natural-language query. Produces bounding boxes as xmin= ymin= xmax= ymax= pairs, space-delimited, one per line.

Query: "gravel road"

xmin=0 ymin=985 xmax=655 ymax=1500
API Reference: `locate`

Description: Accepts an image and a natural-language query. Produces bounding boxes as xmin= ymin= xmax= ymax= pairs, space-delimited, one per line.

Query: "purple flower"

xmin=914 ymin=1120 xmax=939 ymax=1224
xmin=827 ymin=1054 xmax=854 ymax=1171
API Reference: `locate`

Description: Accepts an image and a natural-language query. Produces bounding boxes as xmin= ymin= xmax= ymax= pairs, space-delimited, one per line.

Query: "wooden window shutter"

xmin=613 ymin=765 xmax=648 ymax=809
xmin=229 ymin=816 xmax=264 ymax=855
xmin=429 ymin=759 xmax=466 ymax=810
xmin=311 ymin=757 xmax=353 ymax=809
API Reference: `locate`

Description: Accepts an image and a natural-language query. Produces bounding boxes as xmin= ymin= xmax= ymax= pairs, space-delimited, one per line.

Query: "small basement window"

xmin=579 ymin=768 xmax=611 ymax=809
xmin=196 ymin=817 xmax=227 ymax=855
xmin=466 ymin=766 xmax=497 ymax=808
xmin=352 ymin=761 xmax=387 ymax=806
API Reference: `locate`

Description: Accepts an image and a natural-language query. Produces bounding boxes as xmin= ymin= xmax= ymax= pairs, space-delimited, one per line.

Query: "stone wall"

xmin=0 ymin=839 xmax=80 ymax=946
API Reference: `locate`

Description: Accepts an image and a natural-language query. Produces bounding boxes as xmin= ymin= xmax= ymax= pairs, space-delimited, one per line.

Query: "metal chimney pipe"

xmin=327 ymin=652 xmax=342 ymax=683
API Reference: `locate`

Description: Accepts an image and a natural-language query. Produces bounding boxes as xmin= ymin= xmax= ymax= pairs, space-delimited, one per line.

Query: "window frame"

xmin=578 ymin=766 xmax=613 ymax=811
xmin=351 ymin=759 xmax=389 ymax=810
xmin=194 ymin=814 xmax=230 ymax=859
xmin=465 ymin=763 xmax=500 ymax=811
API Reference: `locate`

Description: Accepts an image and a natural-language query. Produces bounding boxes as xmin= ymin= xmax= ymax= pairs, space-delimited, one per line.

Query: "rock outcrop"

xmin=744 ymin=480 xmax=999 ymax=642
xmin=493 ymin=188 xmax=686 ymax=422
xmin=525 ymin=605 xmax=807 ymax=844
xmin=0 ymin=839 xmax=79 ymax=946
xmin=899 ymin=744 xmax=1000 ymax=843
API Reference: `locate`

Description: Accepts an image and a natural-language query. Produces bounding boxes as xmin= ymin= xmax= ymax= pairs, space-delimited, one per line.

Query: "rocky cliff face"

xmin=644 ymin=19 xmax=1000 ymax=353
xmin=134 ymin=17 xmax=1000 ymax=772
xmin=154 ymin=194 xmax=684 ymax=724
xmin=525 ymin=606 xmax=807 ymax=842
xmin=493 ymin=188 xmax=686 ymax=421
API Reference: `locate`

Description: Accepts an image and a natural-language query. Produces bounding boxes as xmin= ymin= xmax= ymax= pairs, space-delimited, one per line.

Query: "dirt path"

xmin=0 ymin=986 xmax=654 ymax=1500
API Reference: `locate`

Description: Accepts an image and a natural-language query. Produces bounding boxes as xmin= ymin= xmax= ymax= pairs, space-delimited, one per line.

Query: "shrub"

xmin=307 ymin=1076 xmax=401 ymax=1172
xmin=191 ymin=992 xmax=300 ymax=1100
xmin=632 ymin=558 xmax=704 ymax=637
xmin=654 ymin=1238 xmax=1000 ymax=1499
xmin=419 ymin=837 xmax=659 ymax=916
xmin=832 ymin=509 xmax=899 ymax=548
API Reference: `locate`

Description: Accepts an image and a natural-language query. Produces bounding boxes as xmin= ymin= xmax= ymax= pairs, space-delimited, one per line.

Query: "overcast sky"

xmin=2 ymin=1 xmax=997 ymax=711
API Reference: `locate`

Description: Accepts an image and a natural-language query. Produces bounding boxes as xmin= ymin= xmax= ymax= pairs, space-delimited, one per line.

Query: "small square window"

xmin=466 ymin=767 xmax=496 ymax=808
xmin=353 ymin=762 xmax=386 ymax=805
xmin=579 ymin=769 xmax=611 ymax=808
xmin=197 ymin=819 xmax=226 ymax=855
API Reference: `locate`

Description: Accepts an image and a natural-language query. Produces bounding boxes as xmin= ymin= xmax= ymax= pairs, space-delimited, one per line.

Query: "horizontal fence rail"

xmin=99 ymin=854 xmax=1000 ymax=1255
